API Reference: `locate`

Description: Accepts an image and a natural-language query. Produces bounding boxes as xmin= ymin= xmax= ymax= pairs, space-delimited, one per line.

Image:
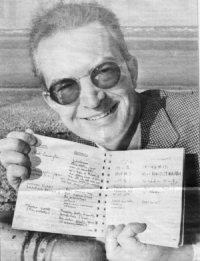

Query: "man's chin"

xmin=83 ymin=129 xmax=124 ymax=149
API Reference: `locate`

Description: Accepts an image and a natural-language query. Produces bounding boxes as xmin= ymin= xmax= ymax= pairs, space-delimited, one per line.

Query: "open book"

xmin=12 ymin=134 xmax=185 ymax=247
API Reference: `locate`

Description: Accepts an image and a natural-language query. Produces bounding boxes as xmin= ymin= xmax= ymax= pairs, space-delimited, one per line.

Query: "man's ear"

xmin=126 ymin=55 xmax=138 ymax=88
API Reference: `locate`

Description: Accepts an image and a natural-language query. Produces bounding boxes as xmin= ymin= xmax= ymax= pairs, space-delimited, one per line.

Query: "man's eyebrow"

xmin=49 ymin=57 xmax=119 ymax=87
xmin=90 ymin=56 xmax=119 ymax=71
xmin=100 ymin=56 xmax=118 ymax=62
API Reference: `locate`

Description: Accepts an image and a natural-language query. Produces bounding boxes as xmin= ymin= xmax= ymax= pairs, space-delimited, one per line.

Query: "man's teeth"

xmin=87 ymin=108 xmax=113 ymax=121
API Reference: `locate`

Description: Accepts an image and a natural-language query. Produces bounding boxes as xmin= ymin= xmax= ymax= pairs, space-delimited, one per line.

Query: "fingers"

xmin=0 ymin=138 xmax=31 ymax=154
xmin=7 ymin=164 xmax=30 ymax=190
xmin=0 ymin=130 xmax=37 ymax=167
xmin=118 ymin=223 xmax=146 ymax=239
xmin=0 ymin=130 xmax=37 ymax=190
xmin=0 ymin=130 xmax=37 ymax=157
xmin=0 ymin=151 xmax=31 ymax=168
xmin=106 ymin=224 xmax=124 ymax=259
xmin=106 ymin=224 xmax=125 ymax=257
xmin=7 ymin=131 xmax=37 ymax=146
xmin=106 ymin=223 xmax=146 ymax=256
xmin=117 ymin=223 xmax=146 ymax=249
xmin=25 ymin=129 xmax=34 ymax=134
xmin=1 ymin=150 xmax=31 ymax=190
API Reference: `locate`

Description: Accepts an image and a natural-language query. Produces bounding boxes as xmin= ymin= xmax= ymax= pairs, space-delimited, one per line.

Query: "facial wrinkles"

xmin=64 ymin=63 xmax=131 ymax=122
xmin=70 ymin=34 xmax=122 ymax=118
xmin=36 ymin=23 xmax=123 ymax=84
xmin=38 ymin=33 xmax=139 ymax=149
xmin=78 ymin=74 xmax=134 ymax=121
xmin=36 ymin=22 xmax=135 ymax=125
xmin=69 ymin=51 xmax=107 ymax=119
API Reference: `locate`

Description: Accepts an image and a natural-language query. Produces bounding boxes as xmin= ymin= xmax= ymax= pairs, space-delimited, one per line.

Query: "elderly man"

xmin=0 ymin=2 xmax=199 ymax=261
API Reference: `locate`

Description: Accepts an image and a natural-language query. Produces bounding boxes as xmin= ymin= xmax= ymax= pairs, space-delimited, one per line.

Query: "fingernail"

xmin=118 ymin=224 xmax=125 ymax=229
xmin=21 ymin=174 xmax=28 ymax=181
xmin=24 ymin=146 xmax=31 ymax=154
xmin=31 ymin=140 xmax=37 ymax=146
xmin=26 ymin=129 xmax=34 ymax=134
xmin=107 ymin=225 xmax=115 ymax=231
xmin=35 ymin=137 xmax=42 ymax=147
xmin=25 ymin=129 xmax=38 ymax=146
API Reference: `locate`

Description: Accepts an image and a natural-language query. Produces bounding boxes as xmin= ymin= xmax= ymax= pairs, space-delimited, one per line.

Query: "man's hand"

xmin=0 ymin=130 xmax=37 ymax=190
xmin=105 ymin=223 xmax=175 ymax=261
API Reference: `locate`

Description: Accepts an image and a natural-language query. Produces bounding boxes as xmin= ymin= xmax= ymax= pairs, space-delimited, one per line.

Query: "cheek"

xmin=108 ymin=73 xmax=134 ymax=99
xmin=109 ymin=86 xmax=134 ymax=105
xmin=120 ymin=70 xmax=134 ymax=87
xmin=54 ymin=106 xmax=77 ymax=124
xmin=116 ymin=88 xmax=137 ymax=118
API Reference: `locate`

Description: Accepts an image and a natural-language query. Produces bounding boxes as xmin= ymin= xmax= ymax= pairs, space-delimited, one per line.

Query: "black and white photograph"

xmin=0 ymin=0 xmax=199 ymax=260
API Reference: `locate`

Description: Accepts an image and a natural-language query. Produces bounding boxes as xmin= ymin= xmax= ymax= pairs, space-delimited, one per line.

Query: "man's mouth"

xmin=83 ymin=103 xmax=118 ymax=121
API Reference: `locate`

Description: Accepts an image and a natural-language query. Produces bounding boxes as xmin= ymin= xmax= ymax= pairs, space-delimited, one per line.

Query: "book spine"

xmin=105 ymin=152 xmax=112 ymax=189
xmin=94 ymin=152 xmax=112 ymax=236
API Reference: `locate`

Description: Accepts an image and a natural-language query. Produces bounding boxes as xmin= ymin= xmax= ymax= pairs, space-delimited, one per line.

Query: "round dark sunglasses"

xmin=44 ymin=62 xmax=121 ymax=105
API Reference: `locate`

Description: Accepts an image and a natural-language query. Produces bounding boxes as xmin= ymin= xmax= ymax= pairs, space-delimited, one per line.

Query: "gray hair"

xmin=30 ymin=1 xmax=130 ymax=78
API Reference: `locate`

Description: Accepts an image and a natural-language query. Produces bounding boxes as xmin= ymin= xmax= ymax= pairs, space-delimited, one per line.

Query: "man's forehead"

xmin=36 ymin=22 xmax=120 ymax=55
xmin=35 ymin=22 xmax=122 ymax=81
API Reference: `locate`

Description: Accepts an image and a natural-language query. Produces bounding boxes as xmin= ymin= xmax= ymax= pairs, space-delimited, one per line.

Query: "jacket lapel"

xmin=140 ymin=94 xmax=180 ymax=149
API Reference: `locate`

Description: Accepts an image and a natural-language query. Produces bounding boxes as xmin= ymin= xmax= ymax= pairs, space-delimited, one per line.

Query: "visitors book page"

xmin=106 ymin=149 xmax=185 ymax=247
xmin=12 ymin=135 xmax=184 ymax=247
xmin=12 ymin=135 xmax=105 ymax=237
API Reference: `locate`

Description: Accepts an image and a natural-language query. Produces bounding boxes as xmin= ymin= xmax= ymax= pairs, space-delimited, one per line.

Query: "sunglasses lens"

xmin=48 ymin=62 xmax=121 ymax=105
xmin=91 ymin=62 xmax=120 ymax=89
xmin=50 ymin=79 xmax=80 ymax=105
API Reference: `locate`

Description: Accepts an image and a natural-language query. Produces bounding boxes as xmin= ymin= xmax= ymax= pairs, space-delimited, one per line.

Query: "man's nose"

xmin=79 ymin=77 xmax=106 ymax=109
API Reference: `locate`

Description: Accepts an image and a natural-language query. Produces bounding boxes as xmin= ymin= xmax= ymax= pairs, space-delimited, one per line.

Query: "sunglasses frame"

xmin=43 ymin=61 xmax=124 ymax=105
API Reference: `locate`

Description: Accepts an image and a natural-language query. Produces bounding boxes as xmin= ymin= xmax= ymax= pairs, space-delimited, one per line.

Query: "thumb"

xmin=25 ymin=129 xmax=34 ymax=134
xmin=117 ymin=223 xmax=146 ymax=250
xmin=25 ymin=129 xmax=41 ymax=146
xmin=105 ymin=224 xmax=125 ymax=256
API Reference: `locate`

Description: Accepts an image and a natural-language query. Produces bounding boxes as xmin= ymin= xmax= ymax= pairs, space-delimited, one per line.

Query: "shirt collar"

xmin=96 ymin=120 xmax=142 ymax=151
xmin=127 ymin=122 xmax=141 ymax=150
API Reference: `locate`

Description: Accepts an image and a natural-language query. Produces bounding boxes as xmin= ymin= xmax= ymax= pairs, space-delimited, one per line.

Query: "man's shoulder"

xmin=140 ymin=89 xmax=199 ymax=116
xmin=140 ymin=89 xmax=199 ymax=155
xmin=141 ymin=89 xmax=199 ymax=103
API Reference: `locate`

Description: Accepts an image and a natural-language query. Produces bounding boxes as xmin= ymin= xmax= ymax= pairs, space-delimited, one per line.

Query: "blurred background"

xmin=0 ymin=0 xmax=198 ymax=90
xmin=0 ymin=0 xmax=198 ymax=138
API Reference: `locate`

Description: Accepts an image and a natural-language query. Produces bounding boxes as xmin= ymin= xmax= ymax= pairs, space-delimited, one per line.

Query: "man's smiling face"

xmin=35 ymin=22 xmax=140 ymax=149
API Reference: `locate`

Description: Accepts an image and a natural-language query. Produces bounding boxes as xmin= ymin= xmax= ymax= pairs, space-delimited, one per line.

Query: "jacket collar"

xmin=140 ymin=92 xmax=180 ymax=149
